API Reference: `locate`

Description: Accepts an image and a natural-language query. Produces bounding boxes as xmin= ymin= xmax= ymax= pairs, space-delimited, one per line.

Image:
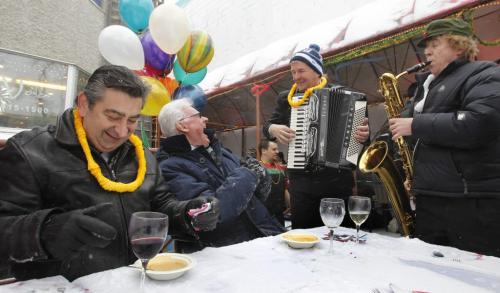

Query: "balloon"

xmin=177 ymin=31 xmax=214 ymax=73
xmin=144 ymin=64 xmax=163 ymax=78
xmin=158 ymin=76 xmax=179 ymax=95
xmin=119 ymin=0 xmax=154 ymax=33
xmin=140 ymin=76 xmax=171 ymax=116
xmin=133 ymin=67 xmax=156 ymax=78
xmin=141 ymin=31 xmax=175 ymax=72
xmin=149 ymin=2 xmax=190 ymax=54
xmin=163 ymin=57 xmax=175 ymax=76
xmin=172 ymin=85 xmax=207 ymax=112
xmin=98 ymin=25 xmax=144 ymax=70
xmin=173 ymin=60 xmax=207 ymax=85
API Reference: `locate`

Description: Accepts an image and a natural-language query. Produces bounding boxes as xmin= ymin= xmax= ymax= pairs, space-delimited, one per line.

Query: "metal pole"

xmin=256 ymin=95 xmax=261 ymax=160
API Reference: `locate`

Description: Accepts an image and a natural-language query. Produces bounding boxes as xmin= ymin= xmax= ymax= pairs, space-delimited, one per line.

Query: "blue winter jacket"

xmin=157 ymin=130 xmax=284 ymax=252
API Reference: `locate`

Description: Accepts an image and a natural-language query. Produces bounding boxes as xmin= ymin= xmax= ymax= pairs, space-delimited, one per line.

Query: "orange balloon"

xmin=140 ymin=76 xmax=171 ymax=116
xmin=159 ymin=76 xmax=179 ymax=95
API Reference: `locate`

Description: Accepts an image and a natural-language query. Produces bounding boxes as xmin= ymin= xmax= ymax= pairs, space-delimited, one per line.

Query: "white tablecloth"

xmin=4 ymin=227 xmax=500 ymax=293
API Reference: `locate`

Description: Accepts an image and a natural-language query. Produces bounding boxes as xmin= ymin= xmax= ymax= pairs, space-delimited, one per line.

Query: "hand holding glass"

xmin=320 ymin=198 xmax=345 ymax=255
xmin=348 ymin=196 xmax=371 ymax=243
xmin=129 ymin=212 xmax=169 ymax=291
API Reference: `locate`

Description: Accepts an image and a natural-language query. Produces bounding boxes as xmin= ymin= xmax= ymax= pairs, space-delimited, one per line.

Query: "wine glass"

xmin=129 ymin=211 xmax=169 ymax=291
xmin=319 ymin=198 xmax=345 ymax=255
xmin=348 ymin=196 xmax=371 ymax=243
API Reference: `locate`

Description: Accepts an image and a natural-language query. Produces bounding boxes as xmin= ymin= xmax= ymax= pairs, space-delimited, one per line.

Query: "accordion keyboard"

xmin=287 ymin=98 xmax=310 ymax=169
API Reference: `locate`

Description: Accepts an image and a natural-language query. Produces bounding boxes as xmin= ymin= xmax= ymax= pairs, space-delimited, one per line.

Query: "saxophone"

xmin=359 ymin=61 xmax=430 ymax=236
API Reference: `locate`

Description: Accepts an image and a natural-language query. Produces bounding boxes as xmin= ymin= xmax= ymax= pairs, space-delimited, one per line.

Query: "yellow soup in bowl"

xmin=282 ymin=234 xmax=319 ymax=242
xmin=147 ymin=255 xmax=189 ymax=271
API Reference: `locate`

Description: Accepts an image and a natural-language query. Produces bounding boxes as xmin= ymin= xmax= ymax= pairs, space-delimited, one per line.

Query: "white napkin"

xmin=0 ymin=276 xmax=88 ymax=293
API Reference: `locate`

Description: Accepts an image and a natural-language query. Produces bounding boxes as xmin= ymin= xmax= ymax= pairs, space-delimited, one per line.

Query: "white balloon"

xmin=149 ymin=2 xmax=190 ymax=54
xmin=98 ymin=25 xmax=145 ymax=70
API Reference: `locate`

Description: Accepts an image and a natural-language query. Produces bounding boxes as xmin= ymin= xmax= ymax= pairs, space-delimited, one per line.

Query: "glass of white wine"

xmin=348 ymin=196 xmax=371 ymax=244
xmin=319 ymin=198 xmax=345 ymax=255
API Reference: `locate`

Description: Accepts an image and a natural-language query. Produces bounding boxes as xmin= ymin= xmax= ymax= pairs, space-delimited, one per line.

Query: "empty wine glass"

xmin=319 ymin=198 xmax=345 ymax=255
xmin=129 ymin=211 xmax=169 ymax=292
xmin=348 ymin=196 xmax=371 ymax=243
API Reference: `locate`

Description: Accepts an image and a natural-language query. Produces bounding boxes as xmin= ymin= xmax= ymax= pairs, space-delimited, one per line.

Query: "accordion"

xmin=287 ymin=86 xmax=367 ymax=171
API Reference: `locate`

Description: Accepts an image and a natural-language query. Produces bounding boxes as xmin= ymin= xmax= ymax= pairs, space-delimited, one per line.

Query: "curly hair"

xmin=443 ymin=34 xmax=479 ymax=61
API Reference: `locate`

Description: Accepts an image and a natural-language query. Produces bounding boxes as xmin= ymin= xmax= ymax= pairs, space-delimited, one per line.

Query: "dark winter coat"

xmin=0 ymin=109 xmax=191 ymax=281
xmin=409 ymin=59 xmax=500 ymax=197
xmin=157 ymin=131 xmax=284 ymax=252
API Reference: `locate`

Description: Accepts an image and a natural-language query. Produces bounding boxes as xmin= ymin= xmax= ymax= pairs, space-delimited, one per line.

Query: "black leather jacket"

xmin=0 ymin=109 xmax=191 ymax=280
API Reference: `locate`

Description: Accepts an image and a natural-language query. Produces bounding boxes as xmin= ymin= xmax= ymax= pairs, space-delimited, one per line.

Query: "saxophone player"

xmin=389 ymin=18 xmax=500 ymax=257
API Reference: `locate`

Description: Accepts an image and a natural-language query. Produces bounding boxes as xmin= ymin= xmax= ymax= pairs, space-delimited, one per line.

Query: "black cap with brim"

xmin=417 ymin=18 xmax=473 ymax=48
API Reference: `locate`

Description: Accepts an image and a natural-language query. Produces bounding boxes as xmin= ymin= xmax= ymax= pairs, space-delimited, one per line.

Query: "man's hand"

xmin=41 ymin=203 xmax=117 ymax=260
xmin=389 ymin=118 xmax=413 ymax=140
xmin=269 ymin=124 xmax=295 ymax=144
xmin=240 ymin=156 xmax=271 ymax=202
xmin=186 ymin=196 xmax=220 ymax=232
xmin=354 ymin=118 xmax=370 ymax=143
xmin=240 ymin=156 xmax=266 ymax=184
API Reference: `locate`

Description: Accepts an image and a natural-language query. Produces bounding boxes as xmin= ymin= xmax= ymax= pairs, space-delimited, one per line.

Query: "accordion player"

xmin=287 ymin=86 xmax=367 ymax=171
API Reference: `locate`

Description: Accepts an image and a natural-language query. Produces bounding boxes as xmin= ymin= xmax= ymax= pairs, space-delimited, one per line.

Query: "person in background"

xmin=258 ymin=139 xmax=288 ymax=226
xmin=277 ymin=151 xmax=292 ymax=221
xmin=263 ymin=44 xmax=370 ymax=229
xmin=0 ymin=65 xmax=219 ymax=281
xmin=389 ymin=18 xmax=500 ymax=256
xmin=157 ymin=98 xmax=284 ymax=253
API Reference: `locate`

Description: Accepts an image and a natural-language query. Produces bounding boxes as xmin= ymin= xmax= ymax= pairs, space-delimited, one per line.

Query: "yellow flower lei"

xmin=73 ymin=109 xmax=146 ymax=193
xmin=287 ymin=76 xmax=327 ymax=108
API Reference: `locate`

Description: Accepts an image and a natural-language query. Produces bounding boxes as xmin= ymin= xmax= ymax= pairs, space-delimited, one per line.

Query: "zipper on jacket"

xmin=92 ymin=150 xmax=117 ymax=181
xmin=461 ymin=176 xmax=468 ymax=195
xmin=412 ymin=139 xmax=420 ymax=163
xmin=111 ymin=145 xmax=133 ymax=262
xmin=92 ymin=149 xmax=130 ymax=263
xmin=111 ymin=145 xmax=131 ymax=180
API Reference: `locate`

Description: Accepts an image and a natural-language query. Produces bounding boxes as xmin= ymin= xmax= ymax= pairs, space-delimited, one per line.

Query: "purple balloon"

xmin=141 ymin=31 xmax=175 ymax=72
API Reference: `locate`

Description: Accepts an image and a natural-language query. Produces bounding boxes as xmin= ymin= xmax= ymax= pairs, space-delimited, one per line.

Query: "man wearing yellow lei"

xmin=0 ymin=65 xmax=220 ymax=281
xmin=263 ymin=44 xmax=370 ymax=229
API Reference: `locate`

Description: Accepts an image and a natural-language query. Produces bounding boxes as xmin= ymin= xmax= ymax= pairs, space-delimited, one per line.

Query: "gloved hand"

xmin=240 ymin=156 xmax=267 ymax=184
xmin=40 ymin=203 xmax=117 ymax=260
xmin=240 ymin=156 xmax=271 ymax=201
xmin=254 ymin=170 xmax=271 ymax=202
xmin=186 ymin=196 xmax=220 ymax=232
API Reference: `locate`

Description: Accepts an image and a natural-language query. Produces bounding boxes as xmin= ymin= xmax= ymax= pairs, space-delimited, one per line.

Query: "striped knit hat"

xmin=290 ymin=44 xmax=323 ymax=75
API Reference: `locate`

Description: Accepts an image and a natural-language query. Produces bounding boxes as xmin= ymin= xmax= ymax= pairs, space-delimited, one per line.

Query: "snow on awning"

xmin=200 ymin=0 xmax=479 ymax=96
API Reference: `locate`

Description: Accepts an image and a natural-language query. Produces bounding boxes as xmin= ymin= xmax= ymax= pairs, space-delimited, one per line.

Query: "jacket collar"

xmin=159 ymin=129 xmax=217 ymax=155
xmin=54 ymin=108 xmax=80 ymax=146
xmin=435 ymin=57 xmax=469 ymax=80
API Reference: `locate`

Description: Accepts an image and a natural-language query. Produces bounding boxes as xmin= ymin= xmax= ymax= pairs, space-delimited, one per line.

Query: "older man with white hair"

xmin=157 ymin=99 xmax=284 ymax=252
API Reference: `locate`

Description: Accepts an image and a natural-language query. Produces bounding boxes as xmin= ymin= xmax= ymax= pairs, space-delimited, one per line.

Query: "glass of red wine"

xmin=129 ymin=211 xmax=169 ymax=291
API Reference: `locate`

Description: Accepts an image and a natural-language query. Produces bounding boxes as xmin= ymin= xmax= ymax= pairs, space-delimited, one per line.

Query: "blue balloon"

xmin=173 ymin=85 xmax=207 ymax=112
xmin=119 ymin=0 xmax=154 ymax=33
xmin=173 ymin=60 xmax=207 ymax=85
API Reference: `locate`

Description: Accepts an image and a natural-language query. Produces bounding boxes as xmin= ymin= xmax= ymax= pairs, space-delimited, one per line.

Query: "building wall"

xmin=0 ymin=0 xmax=108 ymax=73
